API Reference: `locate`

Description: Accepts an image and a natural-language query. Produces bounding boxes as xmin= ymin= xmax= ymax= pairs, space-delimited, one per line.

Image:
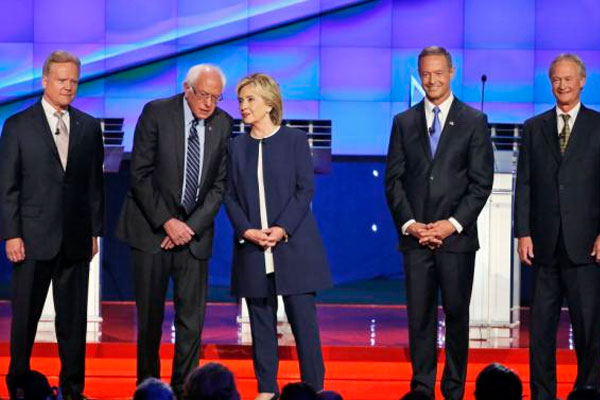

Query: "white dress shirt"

xmin=556 ymin=101 xmax=580 ymax=135
xmin=41 ymin=97 xmax=70 ymax=146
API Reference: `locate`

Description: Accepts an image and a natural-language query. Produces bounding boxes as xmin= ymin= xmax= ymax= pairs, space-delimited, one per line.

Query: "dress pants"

xmin=132 ymin=247 xmax=208 ymax=398
xmin=403 ymin=249 xmax=475 ymax=400
xmin=529 ymin=232 xmax=600 ymax=400
xmin=7 ymin=253 xmax=89 ymax=397
xmin=246 ymin=273 xmax=325 ymax=394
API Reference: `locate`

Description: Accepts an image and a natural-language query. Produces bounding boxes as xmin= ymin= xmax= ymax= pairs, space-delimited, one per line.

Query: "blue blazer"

xmin=225 ymin=126 xmax=332 ymax=298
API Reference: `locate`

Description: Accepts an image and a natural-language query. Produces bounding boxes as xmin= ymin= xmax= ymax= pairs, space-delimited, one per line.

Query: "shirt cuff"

xmin=401 ymin=219 xmax=416 ymax=235
xmin=448 ymin=217 xmax=463 ymax=234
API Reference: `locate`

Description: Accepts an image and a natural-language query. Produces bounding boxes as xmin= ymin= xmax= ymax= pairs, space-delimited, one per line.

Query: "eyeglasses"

xmin=189 ymin=86 xmax=223 ymax=104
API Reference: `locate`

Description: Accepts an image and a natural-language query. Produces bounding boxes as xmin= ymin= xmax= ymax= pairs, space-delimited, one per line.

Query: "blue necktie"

xmin=182 ymin=119 xmax=201 ymax=214
xmin=429 ymin=106 xmax=441 ymax=156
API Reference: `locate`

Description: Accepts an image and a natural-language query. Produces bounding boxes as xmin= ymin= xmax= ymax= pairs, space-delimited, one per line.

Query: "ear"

xmin=450 ymin=67 xmax=456 ymax=79
xmin=42 ymin=75 xmax=48 ymax=90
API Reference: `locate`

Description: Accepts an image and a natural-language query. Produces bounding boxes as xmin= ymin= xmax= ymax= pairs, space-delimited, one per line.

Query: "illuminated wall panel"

xmin=34 ymin=0 xmax=105 ymax=43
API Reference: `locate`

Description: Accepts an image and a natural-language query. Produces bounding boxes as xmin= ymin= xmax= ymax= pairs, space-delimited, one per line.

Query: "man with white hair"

xmin=116 ymin=64 xmax=232 ymax=399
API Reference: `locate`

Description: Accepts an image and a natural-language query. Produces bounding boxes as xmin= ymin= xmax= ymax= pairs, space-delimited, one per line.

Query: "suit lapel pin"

xmin=449 ymin=121 xmax=455 ymax=126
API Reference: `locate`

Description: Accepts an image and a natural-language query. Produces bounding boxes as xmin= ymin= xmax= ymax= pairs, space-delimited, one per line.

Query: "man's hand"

xmin=160 ymin=236 xmax=176 ymax=250
xmin=264 ymin=226 xmax=286 ymax=247
xmin=418 ymin=220 xmax=455 ymax=248
xmin=518 ymin=236 xmax=535 ymax=266
xmin=6 ymin=238 xmax=25 ymax=263
xmin=590 ymin=234 xmax=600 ymax=263
xmin=91 ymin=237 xmax=99 ymax=260
xmin=407 ymin=222 xmax=443 ymax=249
xmin=243 ymin=229 xmax=271 ymax=248
xmin=163 ymin=218 xmax=195 ymax=246
xmin=406 ymin=222 xmax=429 ymax=240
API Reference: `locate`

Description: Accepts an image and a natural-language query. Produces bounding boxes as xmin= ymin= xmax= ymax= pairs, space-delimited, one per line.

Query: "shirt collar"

xmin=424 ymin=92 xmax=454 ymax=116
xmin=555 ymin=102 xmax=581 ymax=122
xmin=41 ymin=97 xmax=69 ymax=118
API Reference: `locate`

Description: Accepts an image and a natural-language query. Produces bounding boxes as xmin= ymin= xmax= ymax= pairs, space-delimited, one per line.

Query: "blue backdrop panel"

xmin=0 ymin=0 xmax=33 ymax=42
xmin=34 ymin=0 xmax=105 ymax=43
xmin=464 ymin=0 xmax=534 ymax=49
xmin=535 ymin=0 xmax=600 ymax=50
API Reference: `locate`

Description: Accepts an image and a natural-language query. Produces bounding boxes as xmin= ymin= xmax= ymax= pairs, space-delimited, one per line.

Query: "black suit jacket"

xmin=385 ymin=98 xmax=494 ymax=253
xmin=116 ymin=94 xmax=232 ymax=259
xmin=0 ymin=101 xmax=105 ymax=261
xmin=515 ymin=105 xmax=600 ymax=265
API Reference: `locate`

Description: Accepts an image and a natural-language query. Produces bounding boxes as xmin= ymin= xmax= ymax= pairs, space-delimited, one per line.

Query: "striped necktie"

xmin=182 ymin=119 xmax=201 ymax=214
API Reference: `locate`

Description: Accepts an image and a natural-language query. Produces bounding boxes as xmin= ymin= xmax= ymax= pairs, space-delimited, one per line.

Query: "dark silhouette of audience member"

xmin=568 ymin=387 xmax=600 ymax=400
xmin=474 ymin=363 xmax=522 ymax=400
xmin=183 ymin=362 xmax=240 ymax=400
xmin=8 ymin=370 xmax=57 ymax=400
xmin=279 ymin=382 xmax=319 ymax=400
xmin=400 ymin=389 xmax=433 ymax=400
xmin=317 ymin=390 xmax=343 ymax=400
xmin=134 ymin=378 xmax=175 ymax=400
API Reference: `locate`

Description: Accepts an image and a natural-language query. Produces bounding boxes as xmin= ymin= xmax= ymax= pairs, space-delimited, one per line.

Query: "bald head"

xmin=183 ymin=64 xmax=226 ymax=120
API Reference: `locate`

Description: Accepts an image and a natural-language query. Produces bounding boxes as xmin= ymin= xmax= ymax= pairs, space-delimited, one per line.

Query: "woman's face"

xmin=238 ymin=84 xmax=272 ymax=127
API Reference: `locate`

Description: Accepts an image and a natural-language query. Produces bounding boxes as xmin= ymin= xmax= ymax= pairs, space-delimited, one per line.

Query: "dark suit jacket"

xmin=385 ymin=98 xmax=494 ymax=253
xmin=0 ymin=101 xmax=105 ymax=261
xmin=116 ymin=93 xmax=232 ymax=260
xmin=225 ymin=126 xmax=332 ymax=297
xmin=515 ymin=105 xmax=600 ymax=265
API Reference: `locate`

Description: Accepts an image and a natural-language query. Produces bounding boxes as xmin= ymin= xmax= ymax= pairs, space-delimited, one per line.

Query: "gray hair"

xmin=418 ymin=46 xmax=453 ymax=70
xmin=42 ymin=50 xmax=81 ymax=76
xmin=549 ymin=53 xmax=587 ymax=78
xmin=185 ymin=64 xmax=227 ymax=88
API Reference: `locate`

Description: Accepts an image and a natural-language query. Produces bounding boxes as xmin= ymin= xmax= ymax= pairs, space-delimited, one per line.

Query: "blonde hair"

xmin=236 ymin=73 xmax=283 ymax=125
xmin=43 ymin=50 xmax=81 ymax=76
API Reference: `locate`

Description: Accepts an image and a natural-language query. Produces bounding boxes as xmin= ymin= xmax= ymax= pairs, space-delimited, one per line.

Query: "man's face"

xmin=184 ymin=70 xmax=224 ymax=120
xmin=551 ymin=59 xmax=585 ymax=112
xmin=418 ymin=54 xmax=455 ymax=105
xmin=42 ymin=62 xmax=79 ymax=111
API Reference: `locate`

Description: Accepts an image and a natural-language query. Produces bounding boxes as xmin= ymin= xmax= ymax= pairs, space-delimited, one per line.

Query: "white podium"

xmin=469 ymin=172 xmax=520 ymax=341
xmin=35 ymin=240 xmax=103 ymax=343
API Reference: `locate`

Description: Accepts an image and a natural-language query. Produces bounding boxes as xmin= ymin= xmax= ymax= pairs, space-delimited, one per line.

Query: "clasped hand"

xmin=407 ymin=220 xmax=456 ymax=249
xmin=243 ymin=227 xmax=286 ymax=249
xmin=161 ymin=218 xmax=195 ymax=250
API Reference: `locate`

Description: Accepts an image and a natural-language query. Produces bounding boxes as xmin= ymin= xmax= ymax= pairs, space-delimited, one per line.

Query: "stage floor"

xmin=0 ymin=301 xmax=579 ymax=399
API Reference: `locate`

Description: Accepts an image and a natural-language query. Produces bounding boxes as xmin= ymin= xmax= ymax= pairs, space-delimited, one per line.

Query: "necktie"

xmin=182 ymin=119 xmax=201 ymax=214
xmin=429 ymin=106 xmax=441 ymax=156
xmin=559 ymin=113 xmax=571 ymax=154
xmin=54 ymin=111 xmax=69 ymax=169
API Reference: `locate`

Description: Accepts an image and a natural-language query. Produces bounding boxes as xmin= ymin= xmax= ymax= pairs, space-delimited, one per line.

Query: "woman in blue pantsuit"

xmin=225 ymin=73 xmax=332 ymax=400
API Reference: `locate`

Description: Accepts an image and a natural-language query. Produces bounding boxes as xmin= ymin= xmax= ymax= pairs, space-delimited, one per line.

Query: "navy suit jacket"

xmin=0 ymin=101 xmax=104 ymax=261
xmin=385 ymin=98 xmax=494 ymax=253
xmin=515 ymin=105 xmax=600 ymax=265
xmin=225 ymin=126 xmax=332 ymax=297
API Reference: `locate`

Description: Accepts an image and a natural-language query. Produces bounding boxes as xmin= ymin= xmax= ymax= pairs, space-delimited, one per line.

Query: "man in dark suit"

xmin=116 ymin=64 xmax=232 ymax=398
xmin=385 ymin=46 xmax=494 ymax=400
xmin=515 ymin=54 xmax=600 ymax=400
xmin=0 ymin=50 xmax=104 ymax=400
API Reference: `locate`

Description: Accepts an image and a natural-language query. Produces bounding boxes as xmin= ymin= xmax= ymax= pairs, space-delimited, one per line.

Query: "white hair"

xmin=185 ymin=64 xmax=227 ymax=88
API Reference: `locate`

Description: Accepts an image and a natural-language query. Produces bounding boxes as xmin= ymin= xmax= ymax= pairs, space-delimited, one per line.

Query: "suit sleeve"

xmin=272 ymin=132 xmax=314 ymax=236
xmin=385 ymin=116 xmax=415 ymax=232
xmin=89 ymin=120 xmax=105 ymax=236
xmin=514 ymin=121 xmax=531 ymax=237
xmin=451 ymin=113 xmax=494 ymax=229
xmin=224 ymin=140 xmax=253 ymax=238
xmin=130 ymin=103 xmax=172 ymax=230
xmin=0 ymin=117 xmax=22 ymax=240
xmin=186 ymin=116 xmax=233 ymax=235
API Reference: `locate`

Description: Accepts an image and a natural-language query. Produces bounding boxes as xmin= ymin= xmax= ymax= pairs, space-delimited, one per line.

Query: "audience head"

xmin=399 ymin=390 xmax=433 ymax=400
xmin=317 ymin=390 xmax=343 ymax=400
xmin=184 ymin=362 xmax=240 ymax=400
xmin=9 ymin=370 xmax=57 ymax=400
xmin=567 ymin=387 xmax=600 ymax=400
xmin=474 ymin=363 xmax=522 ymax=400
xmin=133 ymin=378 xmax=175 ymax=400
xmin=280 ymin=382 xmax=319 ymax=400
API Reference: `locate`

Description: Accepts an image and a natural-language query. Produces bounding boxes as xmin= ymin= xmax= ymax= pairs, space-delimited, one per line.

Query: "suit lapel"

xmin=433 ymin=98 xmax=461 ymax=160
xmin=413 ymin=101 xmax=432 ymax=161
xmin=33 ymin=102 xmax=63 ymax=169
xmin=541 ymin=111 xmax=561 ymax=163
xmin=66 ymin=107 xmax=82 ymax=172
xmin=173 ymin=96 xmax=185 ymax=186
xmin=199 ymin=113 xmax=217 ymax=190
xmin=563 ymin=105 xmax=589 ymax=158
